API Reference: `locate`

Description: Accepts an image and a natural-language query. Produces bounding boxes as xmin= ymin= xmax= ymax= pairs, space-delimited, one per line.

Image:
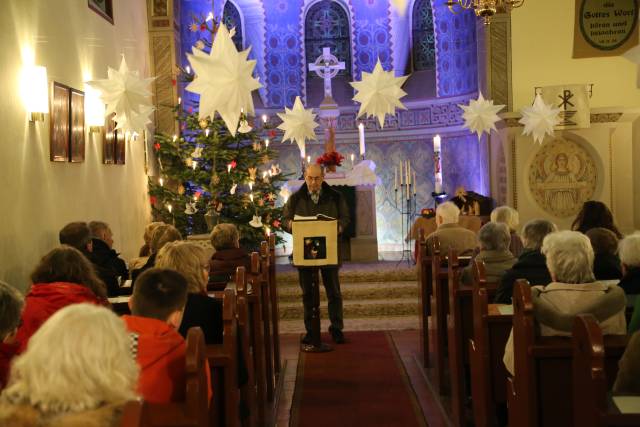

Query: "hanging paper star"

xmin=186 ymin=25 xmax=262 ymax=136
xmin=519 ymin=94 xmax=561 ymax=144
xmin=459 ymin=93 xmax=505 ymax=138
xmin=87 ymin=57 xmax=154 ymax=133
xmin=351 ymin=59 xmax=408 ymax=128
xmin=390 ymin=0 xmax=409 ymax=16
xmin=277 ymin=96 xmax=319 ymax=152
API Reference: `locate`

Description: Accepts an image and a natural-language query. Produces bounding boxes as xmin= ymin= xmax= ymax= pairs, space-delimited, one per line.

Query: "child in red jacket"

xmin=124 ymin=268 xmax=210 ymax=404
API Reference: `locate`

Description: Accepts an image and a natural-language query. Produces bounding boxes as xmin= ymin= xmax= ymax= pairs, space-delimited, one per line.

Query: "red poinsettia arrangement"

xmin=316 ymin=151 xmax=345 ymax=167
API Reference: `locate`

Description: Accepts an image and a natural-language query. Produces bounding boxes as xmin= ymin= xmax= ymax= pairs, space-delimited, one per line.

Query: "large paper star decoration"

xmin=186 ymin=25 xmax=262 ymax=136
xmin=459 ymin=93 xmax=505 ymax=138
xmin=519 ymin=94 xmax=561 ymax=144
xmin=351 ymin=59 xmax=408 ymax=128
xmin=87 ymin=57 xmax=155 ymax=133
xmin=391 ymin=0 xmax=409 ymax=16
xmin=277 ymin=97 xmax=319 ymax=152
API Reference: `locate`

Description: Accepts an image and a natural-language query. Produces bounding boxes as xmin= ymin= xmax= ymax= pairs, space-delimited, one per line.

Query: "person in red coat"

xmin=0 ymin=246 xmax=108 ymax=388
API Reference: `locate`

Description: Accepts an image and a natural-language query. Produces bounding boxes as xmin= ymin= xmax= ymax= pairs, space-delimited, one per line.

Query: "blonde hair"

xmin=210 ymin=223 xmax=239 ymax=250
xmin=490 ymin=206 xmax=519 ymax=231
xmin=150 ymin=224 xmax=182 ymax=254
xmin=144 ymin=221 xmax=165 ymax=245
xmin=156 ymin=241 xmax=209 ymax=293
xmin=1 ymin=304 xmax=138 ymax=414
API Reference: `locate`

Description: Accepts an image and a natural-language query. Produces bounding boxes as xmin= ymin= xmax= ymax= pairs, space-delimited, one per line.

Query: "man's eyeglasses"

xmin=306 ymin=176 xmax=323 ymax=182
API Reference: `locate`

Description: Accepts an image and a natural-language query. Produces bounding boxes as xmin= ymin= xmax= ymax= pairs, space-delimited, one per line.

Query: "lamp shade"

xmin=22 ymin=65 xmax=48 ymax=115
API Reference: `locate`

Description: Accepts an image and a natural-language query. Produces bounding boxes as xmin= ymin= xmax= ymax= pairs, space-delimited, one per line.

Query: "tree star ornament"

xmin=87 ymin=57 xmax=155 ymax=134
xmin=277 ymin=96 xmax=319 ymax=153
xmin=186 ymin=24 xmax=262 ymax=136
xmin=519 ymin=94 xmax=561 ymax=144
xmin=459 ymin=92 xmax=505 ymax=139
xmin=350 ymin=59 xmax=408 ymax=128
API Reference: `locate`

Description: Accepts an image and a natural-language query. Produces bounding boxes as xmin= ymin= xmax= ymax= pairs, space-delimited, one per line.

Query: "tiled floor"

xmin=274 ymin=329 xmax=450 ymax=427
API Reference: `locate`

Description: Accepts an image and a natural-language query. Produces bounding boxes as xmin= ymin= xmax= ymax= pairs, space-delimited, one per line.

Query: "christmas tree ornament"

xmin=277 ymin=96 xmax=319 ymax=153
xmin=279 ymin=186 xmax=291 ymax=202
xmin=191 ymin=147 xmax=203 ymax=158
xmin=238 ymin=119 xmax=252 ymax=133
xmin=230 ymin=183 xmax=238 ymax=195
xmin=248 ymin=167 xmax=257 ymax=180
xmin=261 ymin=154 xmax=270 ymax=164
xmin=257 ymin=198 xmax=265 ymax=207
xmin=351 ymin=59 xmax=408 ymax=128
xmin=519 ymin=94 xmax=561 ymax=144
xmin=178 ymin=185 xmax=185 ymax=195
xmin=211 ymin=172 xmax=220 ymax=186
xmin=189 ymin=22 xmax=199 ymax=32
xmin=270 ymin=164 xmax=281 ymax=175
xmin=459 ymin=92 xmax=505 ymax=139
xmin=252 ymin=141 xmax=260 ymax=151
xmin=262 ymin=170 xmax=270 ymax=183
xmin=199 ymin=119 xmax=208 ymax=129
xmin=249 ymin=215 xmax=263 ymax=228
xmin=185 ymin=201 xmax=197 ymax=215
xmin=185 ymin=158 xmax=193 ymax=168
xmin=185 ymin=24 xmax=262 ymax=136
xmin=266 ymin=193 xmax=277 ymax=202
xmin=87 ymin=57 xmax=155 ymax=133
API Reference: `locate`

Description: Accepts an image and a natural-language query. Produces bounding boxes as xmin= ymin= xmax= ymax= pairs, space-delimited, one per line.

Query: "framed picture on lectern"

xmin=292 ymin=218 xmax=338 ymax=267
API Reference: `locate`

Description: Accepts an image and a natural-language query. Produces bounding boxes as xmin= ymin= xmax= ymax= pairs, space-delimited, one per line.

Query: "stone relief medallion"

xmin=528 ymin=137 xmax=597 ymax=218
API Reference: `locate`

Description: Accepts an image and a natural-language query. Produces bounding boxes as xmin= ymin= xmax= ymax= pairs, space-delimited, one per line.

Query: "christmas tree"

xmin=148 ymin=16 xmax=289 ymax=250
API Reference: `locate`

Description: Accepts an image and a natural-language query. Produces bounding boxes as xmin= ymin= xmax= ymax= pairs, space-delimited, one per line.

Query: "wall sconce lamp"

xmin=22 ymin=65 xmax=49 ymax=122
xmin=85 ymin=85 xmax=105 ymax=133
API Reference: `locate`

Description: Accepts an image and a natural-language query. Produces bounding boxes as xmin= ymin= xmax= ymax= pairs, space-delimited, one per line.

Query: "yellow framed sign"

xmin=292 ymin=219 xmax=338 ymax=267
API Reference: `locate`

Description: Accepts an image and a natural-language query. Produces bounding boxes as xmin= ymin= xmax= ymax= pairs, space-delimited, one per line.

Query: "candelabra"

xmin=394 ymin=183 xmax=418 ymax=266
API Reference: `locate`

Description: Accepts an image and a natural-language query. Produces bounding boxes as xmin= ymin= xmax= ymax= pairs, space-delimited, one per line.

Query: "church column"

xmin=146 ymin=0 xmax=181 ymax=135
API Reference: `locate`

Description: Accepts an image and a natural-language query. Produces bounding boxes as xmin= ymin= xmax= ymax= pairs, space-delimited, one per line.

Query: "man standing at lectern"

xmin=283 ymin=164 xmax=350 ymax=344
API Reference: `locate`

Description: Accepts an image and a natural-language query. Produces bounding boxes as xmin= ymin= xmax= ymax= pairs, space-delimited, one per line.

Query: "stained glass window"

xmin=305 ymin=1 xmax=351 ymax=79
xmin=223 ymin=1 xmax=243 ymax=51
xmin=412 ymin=0 xmax=436 ymax=71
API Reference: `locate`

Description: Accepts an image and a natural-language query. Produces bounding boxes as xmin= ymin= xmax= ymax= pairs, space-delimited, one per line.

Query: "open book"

xmin=294 ymin=214 xmax=335 ymax=221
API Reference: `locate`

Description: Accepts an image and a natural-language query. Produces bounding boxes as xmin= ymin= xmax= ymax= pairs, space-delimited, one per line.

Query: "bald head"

xmin=304 ymin=164 xmax=324 ymax=193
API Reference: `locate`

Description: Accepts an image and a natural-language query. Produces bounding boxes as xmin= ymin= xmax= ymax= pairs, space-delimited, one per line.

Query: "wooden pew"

xmin=572 ymin=314 xmax=640 ymax=427
xmin=246 ymin=253 xmax=267 ymax=427
xmin=418 ymin=228 xmax=432 ymax=368
xmin=236 ymin=267 xmax=257 ymax=427
xmin=259 ymin=241 xmax=275 ymax=402
xmin=268 ymin=234 xmax=282 ymax=380
xmin=507 ymin=280 xmax=628 ymax=427
xmin=119 ymin=401 xmax=143 ymax=427
xmin=140 ymin=327 xmax=209 ymax=427
xmin=207 ymin=289 xmax=240 ymax=427
xmin=429 ymin=237 xmax=450 ymax=394
xmin=468 ymin=260 xmax=512 ymax=427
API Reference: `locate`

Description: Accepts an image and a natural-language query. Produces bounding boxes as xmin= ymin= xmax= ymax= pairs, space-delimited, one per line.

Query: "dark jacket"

xmin=88 ymin=239 xmax=128 ymax=297
xmin=131 ymin=253 xmax=157 ymax=286
xmin=593 ymin=253 xmax=622 ymax=281
xmin=178 ymin=293 xmax=224 ymax=345
xmin=282 ymin=181 xmax=350 ymax=234
xmin=494 ymin=249 xmax=552 ymax=304
xmin=209 ymin=247 xmax=251 ymax=289
xmin=618 ymin=267 xmax=640 ymax=295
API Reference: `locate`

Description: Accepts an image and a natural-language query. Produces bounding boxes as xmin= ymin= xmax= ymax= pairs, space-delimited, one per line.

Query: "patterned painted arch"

xmin=222 ymin=0 xmax=243 ymax=51
xmin=411 ymin=0 xmax=436 ymax=71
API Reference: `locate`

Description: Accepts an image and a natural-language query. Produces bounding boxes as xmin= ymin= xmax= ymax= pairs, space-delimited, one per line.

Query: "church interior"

xmin=2 ymin=0 xmax=640 ymax=426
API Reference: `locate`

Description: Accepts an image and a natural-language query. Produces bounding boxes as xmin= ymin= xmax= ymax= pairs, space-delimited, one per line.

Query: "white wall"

xmin=0 ymin=0 xmax=152 ymax=291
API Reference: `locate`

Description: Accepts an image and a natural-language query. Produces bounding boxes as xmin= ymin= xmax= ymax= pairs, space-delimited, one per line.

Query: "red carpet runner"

xmin=289 ymin=331 xmax=427 ymax=427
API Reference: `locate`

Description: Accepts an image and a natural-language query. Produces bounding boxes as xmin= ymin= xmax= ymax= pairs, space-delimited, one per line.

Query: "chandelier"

xmin=446 ymin=0 xmax=525 ymax=25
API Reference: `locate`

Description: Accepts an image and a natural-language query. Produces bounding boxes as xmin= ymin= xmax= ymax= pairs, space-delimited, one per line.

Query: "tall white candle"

xmin=358 ymin=123 xmax=365 ymax=156
xmin=435 ymin=174 xmax=443 ymax=193
xmin=306 ymin=155 xmax=311 ymax=164
xmin=413 ymin=171 xmax=417 ymax=193
xmin=300 ymin=143 xmax=306 ymax=160
xmin=394 ymin=166 xmax=398 ymax=190
xmin=399 ymin=161 xmax=404 ymax=185
xmin=433 ymin=134 xmax=441 ymax=152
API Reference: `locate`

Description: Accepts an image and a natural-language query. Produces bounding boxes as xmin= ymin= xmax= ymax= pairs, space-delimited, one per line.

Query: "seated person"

xmin=60 ymin=221 xmax=122 ymax=297
xmin=123 ymin=268 xmax=208 ymax=403
xmin=462 ymin=222 xmax=516 ymax=285
xmin=617 ymin=233 xmax=640 ymax=296
xmin=503 ymin=231 xmax=627 ymax=375
xmin=89 ymin=221 xmax=129 ymax=295
xmin=0 ymin=304 xmax=138 ymax=425
xmin=156 ymin=241 xmax=223 ymax=344
xmin=209 ymin=223 xmax=250 ymax=290
xmin=130 ymin=221 xmax=165 ymax=271
xmin=0 ymin=246 xmax=108 ymax=386
xmin=0 ymin=281 xmax=24 ymax=389
xmin=613 ymin=330 xmax=640 ymax=393
xmin=490 ymin=206 xmax=524 ymax=257
xmin=131 ymin=224 xmax=182 ymax=285
xmin=494 ymin=219 xmax=556 ymax=304
xmin=572 ymin=200 xmax=623 ymax=239
xmin=425 ymin=202 xmax=477 ymax=256
xmin=586 ymin=227 xmax=622 ymax=281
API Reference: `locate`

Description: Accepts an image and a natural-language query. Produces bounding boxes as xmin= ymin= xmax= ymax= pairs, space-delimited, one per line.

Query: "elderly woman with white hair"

xmin=491 ymin=206 xmax=524 ymax=257
xmin=503 ymin=231 xmax=627 ymax=375
xmin=617 ymin=233 xmax=640 ymax=296
xmin=462 ymin=222 xmax=516 ymax=285
xmin=0 ymin=304 xmax=139 ymax=426
xmin=425 ymin=202 xmax=477 ymax=255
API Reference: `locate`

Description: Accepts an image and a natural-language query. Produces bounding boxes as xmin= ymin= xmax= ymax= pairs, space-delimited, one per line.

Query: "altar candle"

xmin=434 ymin=134 xmax=441 ymax=152
xmin=399 ymin=161 xmax=404 ymax=185
xmin=413 ymin=171 xmax=417 ymax=194
xmin=300 ymin=144 xmax=306 ymax=160
xmin=358 ymin=123 xmax=365 ymax=156
xmin=394 ymin=167 xmax=398 ymax=190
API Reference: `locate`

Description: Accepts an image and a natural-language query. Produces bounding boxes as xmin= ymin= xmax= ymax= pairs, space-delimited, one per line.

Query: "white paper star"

xmin=87 ymin=57 xmax=154 ymax=133
xmin=390 ymin=0 xmax=409 ymax=16
xmin=459 ymin=93 xmax=505 ymax=138
xmin=519 ymin=94 xmax=561 ymax=144
xmin=186 ymin=25 xmax=262 ymax=136
xmin=351 ymin=59 xmax=408 ymax=128
xmin=277 ymin=97 xmax=319 ymax=152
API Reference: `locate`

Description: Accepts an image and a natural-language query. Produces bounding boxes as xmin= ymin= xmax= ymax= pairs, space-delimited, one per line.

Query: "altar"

xmin=283 ymin=160 xmax=380 ymax=262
